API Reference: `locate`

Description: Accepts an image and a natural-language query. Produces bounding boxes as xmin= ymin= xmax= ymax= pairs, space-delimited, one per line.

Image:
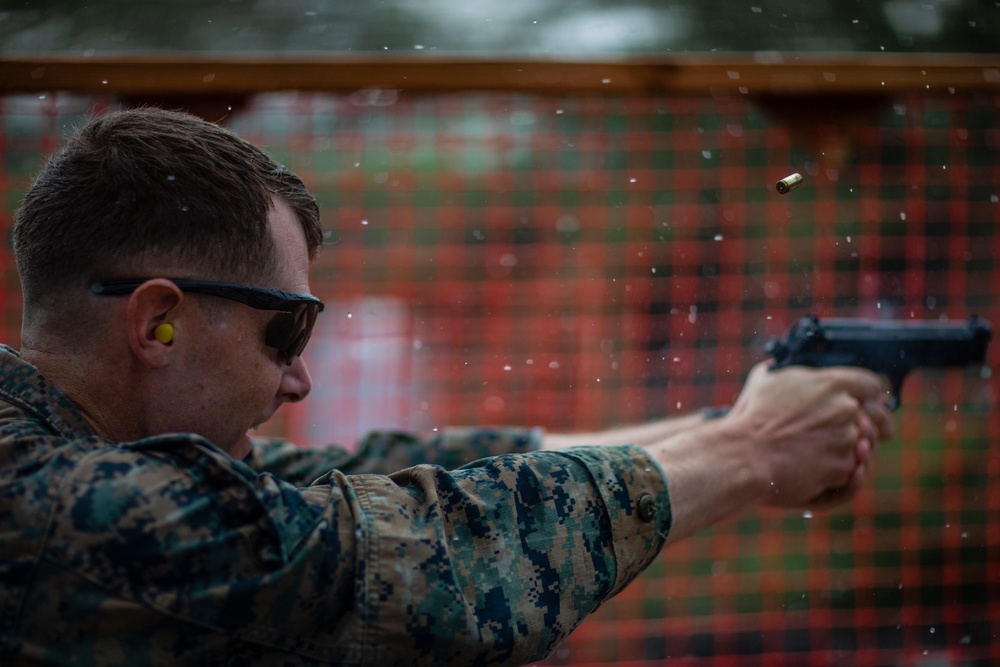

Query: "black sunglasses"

xmin=90 ymin=278 xmax=325 ymax=365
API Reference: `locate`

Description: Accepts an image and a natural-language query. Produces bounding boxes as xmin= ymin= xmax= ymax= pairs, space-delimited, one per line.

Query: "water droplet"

xmin=802 ymin=510 xmax=813 ymax=519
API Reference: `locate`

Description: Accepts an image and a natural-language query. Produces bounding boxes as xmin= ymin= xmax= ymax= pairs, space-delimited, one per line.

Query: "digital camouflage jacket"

xmin=0 ymin=345 xmax=671 ymax=666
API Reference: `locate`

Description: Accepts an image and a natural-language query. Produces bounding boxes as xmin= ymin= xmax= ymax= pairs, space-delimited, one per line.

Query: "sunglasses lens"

xmin=265 ymin=304 xmax=319 ymax=363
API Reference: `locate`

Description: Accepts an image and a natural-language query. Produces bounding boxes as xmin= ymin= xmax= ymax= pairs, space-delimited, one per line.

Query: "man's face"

xmin=177 ymin=197 xmax=314 ymax=458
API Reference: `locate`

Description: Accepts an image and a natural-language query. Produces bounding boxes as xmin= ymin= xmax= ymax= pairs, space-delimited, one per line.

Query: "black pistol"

xmin=765 ymin=314 xmax=992 ymax=409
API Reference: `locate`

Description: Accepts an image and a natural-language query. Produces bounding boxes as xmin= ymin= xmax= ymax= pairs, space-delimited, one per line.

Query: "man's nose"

xmin=279 ymin=354 xmax=313 ymax=403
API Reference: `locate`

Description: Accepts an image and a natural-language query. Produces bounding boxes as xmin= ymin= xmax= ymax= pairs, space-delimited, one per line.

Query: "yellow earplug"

xmin=154 ymin=323 xmax=174 ymax=345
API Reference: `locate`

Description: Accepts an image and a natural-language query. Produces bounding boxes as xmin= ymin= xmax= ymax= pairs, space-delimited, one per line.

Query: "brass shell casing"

xmin=775 ymin=172 xmax=804 ymax=194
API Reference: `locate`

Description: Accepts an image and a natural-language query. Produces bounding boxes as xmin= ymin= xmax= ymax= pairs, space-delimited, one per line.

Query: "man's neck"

xmin=20 ymin=342 xmax=144 ymax=443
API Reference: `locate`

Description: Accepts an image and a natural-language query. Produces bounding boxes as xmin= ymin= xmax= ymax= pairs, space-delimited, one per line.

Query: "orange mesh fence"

xmin=1 ymin=90 xmax=997 ymax=665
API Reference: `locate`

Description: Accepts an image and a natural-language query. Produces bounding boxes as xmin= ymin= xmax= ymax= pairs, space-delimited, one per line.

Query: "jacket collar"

xmin=0 ymin=344 xmax=97 ymax=440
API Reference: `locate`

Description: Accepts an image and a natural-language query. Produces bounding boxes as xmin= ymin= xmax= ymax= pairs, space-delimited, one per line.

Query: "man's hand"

xmin=647 ymin=362 xmax=894 ymax=545
xmin=728 ymin=362 xmax=894 ymax=509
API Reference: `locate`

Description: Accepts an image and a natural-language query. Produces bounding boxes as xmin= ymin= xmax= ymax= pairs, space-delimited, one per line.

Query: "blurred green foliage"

xmin=1 ymin=0 xmax=997 ymax=55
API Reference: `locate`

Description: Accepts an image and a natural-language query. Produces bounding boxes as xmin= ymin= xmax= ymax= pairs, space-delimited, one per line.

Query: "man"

xmin=1 ymin=107 xmax=892 ymax=666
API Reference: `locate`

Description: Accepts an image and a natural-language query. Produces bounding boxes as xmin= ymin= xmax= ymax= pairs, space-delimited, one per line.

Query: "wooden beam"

xmin=3 ymin=54 xmax=1000 ymax=96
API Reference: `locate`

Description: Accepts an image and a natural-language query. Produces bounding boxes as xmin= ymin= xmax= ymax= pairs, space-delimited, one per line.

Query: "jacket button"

xmin=636 ymin=494 xmax=657 ymax=522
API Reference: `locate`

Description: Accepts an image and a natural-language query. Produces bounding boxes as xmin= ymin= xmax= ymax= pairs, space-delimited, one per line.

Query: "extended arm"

xmin=249 ymin=428 xmax=540 ymax=484
xmin=541 ymin=361 xmax=893 ymax=546
xmin=644 ymin=362 xmax=893 ymax=546
xmin=541 ymin=411 xmax=709 ymax=450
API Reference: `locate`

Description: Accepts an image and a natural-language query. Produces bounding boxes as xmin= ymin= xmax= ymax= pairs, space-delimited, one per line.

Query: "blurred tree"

xmin=0 ymin=0 xmax=996 ymax=54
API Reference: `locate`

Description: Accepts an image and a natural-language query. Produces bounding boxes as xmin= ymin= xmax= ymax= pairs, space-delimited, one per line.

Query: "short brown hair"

xmin=12 ymin=107 xmax=322 ymax=310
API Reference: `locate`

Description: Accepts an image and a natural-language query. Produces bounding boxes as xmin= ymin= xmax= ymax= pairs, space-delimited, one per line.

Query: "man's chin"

xmin=232 ymin=432 xmax=254 ymax=461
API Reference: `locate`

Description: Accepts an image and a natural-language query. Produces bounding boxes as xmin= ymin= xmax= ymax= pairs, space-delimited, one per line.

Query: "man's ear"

xmin=125 ymin=279 xmax=185 ymax=369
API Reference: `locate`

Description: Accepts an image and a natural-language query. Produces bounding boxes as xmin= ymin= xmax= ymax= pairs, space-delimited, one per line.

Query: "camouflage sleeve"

xmin=37 ymin=435 xmax=670 ymax=666
xmin=349 ymin=444 xmax=673 ymax=664
xmin=248 ymin=427 xmax=540 ymax=484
